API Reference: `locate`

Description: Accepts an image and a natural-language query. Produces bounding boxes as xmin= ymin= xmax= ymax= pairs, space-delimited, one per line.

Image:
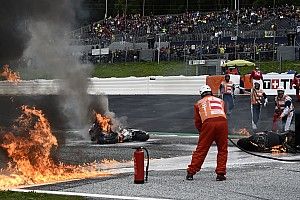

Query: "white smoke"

xmin=21 ymin=1 xmax=92 ymax=138
xmin=100 ymin=96 xmax=128 ymax=132
xmin=1 ymin=0 xmax=127 ymax=139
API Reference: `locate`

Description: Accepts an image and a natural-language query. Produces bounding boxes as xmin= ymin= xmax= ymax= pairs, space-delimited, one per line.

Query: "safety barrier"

xmin=0 ymin=73 xmax=295 ymax=95
xmin=206 ymin=73 xmax=296 ymax=95
xmin=0 ymin=80 xmax=60 ymax=95
xmin=0 ymin=76 xmax=207 ymax=95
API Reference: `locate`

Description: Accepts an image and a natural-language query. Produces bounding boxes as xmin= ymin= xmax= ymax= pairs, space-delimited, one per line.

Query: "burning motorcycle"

xmin=88 ymin=121 xmax=149 ymax=144
xmin=237 ymin=130 xmax=299 ymax=153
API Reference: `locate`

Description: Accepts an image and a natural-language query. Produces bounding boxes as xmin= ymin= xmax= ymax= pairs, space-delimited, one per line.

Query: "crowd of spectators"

xmin=73 ymin=5 xmax=300 ymax=64
xmin=71 ymin=4 xmax=299 ymax=44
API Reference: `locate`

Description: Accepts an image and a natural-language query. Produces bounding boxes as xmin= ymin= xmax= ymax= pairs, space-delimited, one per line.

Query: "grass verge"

xmin=16 ymin=60 xmax=300 ymax=79
xmin=92 ymin=61 xmax=192 ymax=78
xmin=93 ymin=60 xmax=300 ymax=78
xmin=0 ymin=191 xmax=84 ymax=200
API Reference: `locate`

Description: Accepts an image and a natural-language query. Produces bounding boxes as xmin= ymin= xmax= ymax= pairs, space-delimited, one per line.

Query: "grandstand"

xmin=69 ymin=5 xmax=300 ymax=64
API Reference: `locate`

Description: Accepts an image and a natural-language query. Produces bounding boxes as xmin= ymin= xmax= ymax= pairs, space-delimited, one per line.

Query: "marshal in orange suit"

xmin=186 ymin=85 xmax=228 ymax=181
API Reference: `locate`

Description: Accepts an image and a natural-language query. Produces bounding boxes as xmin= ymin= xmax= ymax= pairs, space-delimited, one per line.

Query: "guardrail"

xmin=0 ymin=76 xmax=208 ymax=95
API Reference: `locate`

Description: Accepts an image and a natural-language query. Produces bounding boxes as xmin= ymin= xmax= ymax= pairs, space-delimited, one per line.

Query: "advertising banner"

xmin=92 ymin=48 xmax=110 ymax=56
xmin=261 ymin=73 xmax=295 ymax=95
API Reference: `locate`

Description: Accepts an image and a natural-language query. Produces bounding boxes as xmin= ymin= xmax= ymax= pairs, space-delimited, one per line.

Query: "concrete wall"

xmin=0 ymin=76 xmax=207 ymax=95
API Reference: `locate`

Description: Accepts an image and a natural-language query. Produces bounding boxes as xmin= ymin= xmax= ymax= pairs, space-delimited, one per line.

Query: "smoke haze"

xmin=0 ymin=0 xmax=83 ymax=63
xmin=0 ymin=0 xmax=96 ymax=136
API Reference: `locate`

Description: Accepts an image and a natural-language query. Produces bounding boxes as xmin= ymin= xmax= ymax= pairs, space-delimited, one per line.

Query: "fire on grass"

xmin=1 ymin=64 xmax=21 ymax=83
xmin=0 ymin=106 xmax=111 ymax=190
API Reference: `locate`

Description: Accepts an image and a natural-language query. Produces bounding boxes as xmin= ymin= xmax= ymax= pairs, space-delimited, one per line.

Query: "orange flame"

xmin=1 ymin=64 xmax=21 ymax=83
xmin=233 ymin=128 xmax=251 ymax=136
xmin=271 ymin=145 xmax=287 ymax=154
xmin=0 ymin=106 xmax=110 ymax=190
xmin=95 ymin=112 xmax=112 ymax=133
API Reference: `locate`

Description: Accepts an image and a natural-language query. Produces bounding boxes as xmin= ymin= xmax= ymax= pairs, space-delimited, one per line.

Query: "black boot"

xmin=216 ymin=174 xmax=226 ymax=181
xmin=186 ymin=173 xmax=193 ymax=181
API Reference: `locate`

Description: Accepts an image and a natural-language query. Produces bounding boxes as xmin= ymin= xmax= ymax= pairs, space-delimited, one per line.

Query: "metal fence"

xmin=82 ymin=48 xmax=280 ymax=65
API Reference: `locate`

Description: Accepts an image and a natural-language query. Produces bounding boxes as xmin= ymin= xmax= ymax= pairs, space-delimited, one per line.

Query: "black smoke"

xmin=0 ymin=0 xmax=83 ymax=63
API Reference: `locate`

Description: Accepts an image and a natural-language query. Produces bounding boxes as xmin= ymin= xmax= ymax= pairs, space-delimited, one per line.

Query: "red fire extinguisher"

xmin=133 ymin=147 xmax=149 ymax=184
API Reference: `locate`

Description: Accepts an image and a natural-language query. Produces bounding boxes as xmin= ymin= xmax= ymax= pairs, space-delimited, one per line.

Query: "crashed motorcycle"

xmin=89 ymin=122 xmax=149 ymax=144
xmin=237 ymin=130 xmax=299 ymax=153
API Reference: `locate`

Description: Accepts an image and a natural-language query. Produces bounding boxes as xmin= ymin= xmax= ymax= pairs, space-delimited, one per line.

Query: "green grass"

xmin=16 ymin=60 xmax=300 ymax=79
xmin=0 ymin=191 xmax=84 ymax=200
xmin=92 ymin=61 xmax=193 ymax=78
xmin=92 ymin=60 xmax=300 ymax=78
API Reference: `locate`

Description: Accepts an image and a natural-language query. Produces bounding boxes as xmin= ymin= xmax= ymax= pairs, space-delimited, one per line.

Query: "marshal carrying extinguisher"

xmin=133 ymin=147 xmax=149 ymax=184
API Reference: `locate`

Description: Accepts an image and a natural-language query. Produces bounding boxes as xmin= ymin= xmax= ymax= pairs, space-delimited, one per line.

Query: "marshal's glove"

xmin=263 ymin=98 xmax=268 ymax=107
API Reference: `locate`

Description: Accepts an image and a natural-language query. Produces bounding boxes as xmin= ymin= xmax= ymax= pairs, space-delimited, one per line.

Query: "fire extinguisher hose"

xmin=141 ymin=147 xmax=150 ymax=182
xmin=228 ymin=137 xmax=300 ymax=162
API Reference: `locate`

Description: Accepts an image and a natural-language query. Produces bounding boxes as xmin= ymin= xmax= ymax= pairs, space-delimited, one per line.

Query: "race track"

xmin=0 ymin=94 xmax=300 ymax=199
xmin=1 ymin=94 xmax=295 ymax=133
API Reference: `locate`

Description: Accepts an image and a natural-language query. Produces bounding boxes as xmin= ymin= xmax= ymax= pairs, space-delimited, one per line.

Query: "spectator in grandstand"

xmin=250 ymin=82 xmax=268 ymax=130
xmin=219 ymin=46 xmax=225 ymax=55
xmin=292 ymin=73 xmax=300 ymax=102
xmin=250 ymin=66 xmax=263 ymax=86
xmin=219 ymin=74 xmax=234 ymax=116
xmin=71 ymin=4 xmax=300 ymax=65
xmin=273 ymin=87 xmax=294 ymax=132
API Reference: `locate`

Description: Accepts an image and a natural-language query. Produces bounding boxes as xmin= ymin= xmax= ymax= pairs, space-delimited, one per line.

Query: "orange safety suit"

xmin=220 ymin=80 xmax=234 ymax=95
xmin=220 ymin=80 xmax=234 ymax=115
xmin=187 ymin=95 xmax=228 ymax=176
xmin=225 ymin=68 xmax=239 ymax=75
xmin=273 ymin=95 xmax=294 ymax=131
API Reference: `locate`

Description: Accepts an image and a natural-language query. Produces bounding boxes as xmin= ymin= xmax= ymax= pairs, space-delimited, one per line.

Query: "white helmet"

xmin=277 ymin=86 xmax=284 ymax=95
xmin=277 ymin=86 xmax=284 ymax=91
xmin=199 ymin=85 xmax=212 ymax=96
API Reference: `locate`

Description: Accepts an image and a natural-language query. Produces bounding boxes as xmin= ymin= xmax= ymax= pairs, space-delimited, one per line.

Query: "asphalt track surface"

xmin=0 ymin=95 xmax=296 ymax=132
xmin=14 ymin=135 xmax=300 ymax=200
xmin=0 ymin=95 xmax=299 ymax=199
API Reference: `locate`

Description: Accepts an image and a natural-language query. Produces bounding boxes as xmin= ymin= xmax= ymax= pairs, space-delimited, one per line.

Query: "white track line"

xmin=11 ymin=189 xmax=172 ymax=200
